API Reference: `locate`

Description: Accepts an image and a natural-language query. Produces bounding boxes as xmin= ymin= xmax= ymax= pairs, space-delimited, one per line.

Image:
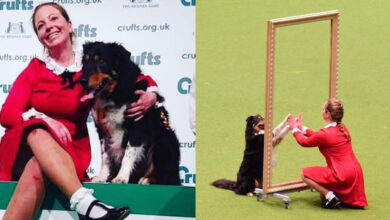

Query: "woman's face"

xmin=322 ymin=101 xmax=330 ymax=121
xmin=34 ymin=5 xmax=73 ymax=50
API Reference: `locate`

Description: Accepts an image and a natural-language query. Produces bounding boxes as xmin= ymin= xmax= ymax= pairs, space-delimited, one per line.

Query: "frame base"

xmin=254 ymin=187 xmax=310 ymax=209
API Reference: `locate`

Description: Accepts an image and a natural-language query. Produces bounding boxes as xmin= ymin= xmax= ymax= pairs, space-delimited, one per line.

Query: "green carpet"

xmin=197 ymin=0 xmax=390 ymax=219
xmin=0 ymin=182 xmax=195 ymax=217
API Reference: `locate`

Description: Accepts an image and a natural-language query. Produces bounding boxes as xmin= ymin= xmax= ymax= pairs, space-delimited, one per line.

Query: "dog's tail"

xmin=211 ymin=179 xmax=236 ymax=191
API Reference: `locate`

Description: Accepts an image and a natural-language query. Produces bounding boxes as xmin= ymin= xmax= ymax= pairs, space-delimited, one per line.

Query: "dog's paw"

xmin=138 ymin=177 xmax=151 ymax=184
xmin=284 ymin=113 xmax=292 ymax=123
xmin=91 ymin=176 xmax=108 ymax=183
xmin=111 ymin=176 xmax=129 ymax=184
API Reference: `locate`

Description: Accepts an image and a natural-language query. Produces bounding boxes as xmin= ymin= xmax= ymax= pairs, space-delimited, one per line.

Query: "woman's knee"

xmin=27 ymin=128 xmax=51 ymax=145
xmin=301 ymin=171 xmax=306 ymax=180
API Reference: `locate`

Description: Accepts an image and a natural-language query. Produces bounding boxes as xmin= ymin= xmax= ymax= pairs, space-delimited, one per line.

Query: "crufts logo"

xmin=181 ymin=0 xmax=195 ymax=6
xmin=73 ymin=24 xmax=97 ymax=38
xmin=182 ymin=53 xmax=195 ymax=60
xmin=6 ymin=22 xmax=24 ymax=34
xmin=0 ymin=84 xmax=12 ymax=93
xmin=180 ymin=166 xmax=195 ymax=184
xmin=178 ymin=77 xmax=192 ymax=94
xmin=130 ymin=52 xmax=160 ymax=66
xmin=0 ymin=0 xmax=33 ymax=10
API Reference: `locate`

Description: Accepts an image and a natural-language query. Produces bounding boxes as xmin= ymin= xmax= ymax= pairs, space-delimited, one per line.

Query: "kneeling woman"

xmin=288 ymin=98 xmax=367 ymax=209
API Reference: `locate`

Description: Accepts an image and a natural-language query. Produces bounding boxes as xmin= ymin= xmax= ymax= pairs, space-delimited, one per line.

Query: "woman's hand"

xmin=42 ymin=117 xmax=72 ymax=146
xmin=296 ymin=114 xmax=303 ymax=130
xmin=124 ymin=90 xmax=157 ymax=121
xmin=288 ymin=115 xmax=298 ymax=130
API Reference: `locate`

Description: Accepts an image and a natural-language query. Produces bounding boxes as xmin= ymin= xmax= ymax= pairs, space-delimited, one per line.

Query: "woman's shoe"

xmin=323 ymin=196 xmax=341 ymax=209
xmin=78 ymin=200 xmax=131 ymax=220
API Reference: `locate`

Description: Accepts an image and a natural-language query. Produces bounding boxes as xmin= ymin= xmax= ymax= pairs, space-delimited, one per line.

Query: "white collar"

xmin=325 ymin=122 xmax=337 ymax=128
xmin=37 ymin=50 xmax=83 ymax=75
xmin=254 ymin=130 xmax=264 ymax=136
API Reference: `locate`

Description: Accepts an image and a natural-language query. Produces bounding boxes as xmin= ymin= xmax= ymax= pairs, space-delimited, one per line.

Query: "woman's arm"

xmin=304 ymin=128 xmax=316 ymax=137
xmin=124 ymin=75 xmax=161 ymax=121
xmin=0 ymin=62 xmax=36 ymax=129
xmin=292 ymin=129 xmax=325 ymax=147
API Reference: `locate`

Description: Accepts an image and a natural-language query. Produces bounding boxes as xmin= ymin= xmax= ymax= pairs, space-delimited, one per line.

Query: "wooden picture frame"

xmin=262 ymin=10 xmax=339 ymax=194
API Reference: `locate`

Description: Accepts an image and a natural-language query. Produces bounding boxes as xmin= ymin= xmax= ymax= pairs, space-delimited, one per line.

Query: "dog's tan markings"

xmin=105 ymin=81 xmax=117 ymax=93
xmin=97 ymin=108 xmax=105 ymax=124
xmin=89 ymin=73 xmax=103 ymax=87
xmin=97 ymin=107 xmax=112 ymax=137
xmin=160 ymin=112 xmax=172 ymax=130
xmin=253 ymin=121 xmax=265 ymax=132
xmin=255 ymin=179 xmax=262 ymax=188
xmin=247 ymin=192 xmax=254 ymax=197
xmin=138 ymin=177 xmax=154 ymax=184
xmin=94 ymin=55 xmax=100 ymax=62
xmin=89 ymin=73 xmax=109 ymax=87
xmin=85 ymin=55 xmax=89 ymax=61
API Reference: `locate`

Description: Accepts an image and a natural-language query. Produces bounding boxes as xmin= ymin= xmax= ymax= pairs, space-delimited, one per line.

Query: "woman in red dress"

xmin=0 ymin=3 xmax=158 ymax=220
xmin=288 ymin=98 xmax=367 ymax=209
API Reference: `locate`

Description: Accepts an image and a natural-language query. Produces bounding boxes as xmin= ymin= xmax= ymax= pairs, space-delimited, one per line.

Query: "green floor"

xmin=197 ymin=0 xmax=390 ymax=219
xmin=0 ymin=182 xmax=195 ymax=217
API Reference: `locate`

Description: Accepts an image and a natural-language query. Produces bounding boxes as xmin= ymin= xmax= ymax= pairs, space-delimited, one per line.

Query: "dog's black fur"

xmin=212 ymin=115 xmax=264 ymax=195
xmin=80 ymin=41 xmax=181 ymax=185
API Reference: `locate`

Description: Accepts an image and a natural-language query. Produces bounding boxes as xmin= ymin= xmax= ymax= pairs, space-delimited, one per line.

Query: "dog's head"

xmin=80 ymin=41 xmax=142 ymax=104
xmin=246 ymin=114 xmax=265 ymax=136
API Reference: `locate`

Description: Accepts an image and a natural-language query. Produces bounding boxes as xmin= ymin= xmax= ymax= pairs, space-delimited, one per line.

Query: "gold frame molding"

xmin=263 ymin=10 xmax=339 ymax=194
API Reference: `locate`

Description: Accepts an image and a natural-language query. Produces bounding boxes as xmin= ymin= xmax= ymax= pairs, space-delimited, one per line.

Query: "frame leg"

xmin=254 ymin=187 xmax=309 ymax=209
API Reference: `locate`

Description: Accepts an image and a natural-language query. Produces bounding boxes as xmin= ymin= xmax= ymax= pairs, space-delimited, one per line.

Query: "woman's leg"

xmin=26 ymin=128 xmax=82 ymax=197
xmin=3 ymin=157 xmax=47 ymax=220
xmin=301 ymin=172 xmax=340 ymax=208
xmin=5 ymin=128 xmax=129 ymax=219
xmin=301 ymin=172 xmax=329 ymax=196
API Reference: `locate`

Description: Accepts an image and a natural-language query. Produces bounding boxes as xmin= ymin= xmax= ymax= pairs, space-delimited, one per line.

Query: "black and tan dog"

xmin=80 ymin=41 xmax=180 ymax=185
xmin=212 ymin=114 xmax=290 ymax=195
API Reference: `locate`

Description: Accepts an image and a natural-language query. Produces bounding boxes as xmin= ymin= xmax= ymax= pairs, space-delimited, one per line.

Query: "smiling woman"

xmin=32 ymin=3 xmax=75 ymax=66
xmin=0 ymin=2 xmax=159 ymax=220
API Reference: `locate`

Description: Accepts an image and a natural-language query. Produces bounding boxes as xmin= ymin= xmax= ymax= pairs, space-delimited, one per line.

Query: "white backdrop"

xmin=0 ymin=0 xmax=195 ymax=186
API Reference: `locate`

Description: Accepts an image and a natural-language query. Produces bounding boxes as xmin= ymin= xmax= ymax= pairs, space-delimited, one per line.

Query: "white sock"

xmin=325 ymin=191 xmax=335 ymax=201
xmin=70 ymin=187 xmax=113 ymax=218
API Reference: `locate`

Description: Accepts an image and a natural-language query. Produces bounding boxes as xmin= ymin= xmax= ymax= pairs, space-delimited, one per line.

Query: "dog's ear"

xmin=246 ymin=116 xmax=254 ymax=124
xmin=109 ymin=42 xmax=142 ymax=106
xmin=109 ymin=43 xmax=141 ymax=80
xmin=83 ymin=41 xmax=100 ymax=54
xmin=109 ymin=43 xmax=131 ymax=63
xmin=82 ymin=41 xmax=92 ymax=53
xmin=245 ymin=116 xmax=256 ymax=138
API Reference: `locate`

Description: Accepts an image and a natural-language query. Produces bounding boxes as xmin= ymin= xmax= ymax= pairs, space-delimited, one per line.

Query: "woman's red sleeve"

xmin=0 ymin=61 xmax=36 ymax=129
xmin=293 ymin=130 xmax=325 ymax=148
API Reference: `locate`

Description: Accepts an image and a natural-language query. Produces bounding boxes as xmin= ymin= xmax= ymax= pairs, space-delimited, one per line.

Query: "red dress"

xmin=293 ymin=124 xmax=367 ymax=207
xmin=0 ymin=58 xmax=156 ymax=181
